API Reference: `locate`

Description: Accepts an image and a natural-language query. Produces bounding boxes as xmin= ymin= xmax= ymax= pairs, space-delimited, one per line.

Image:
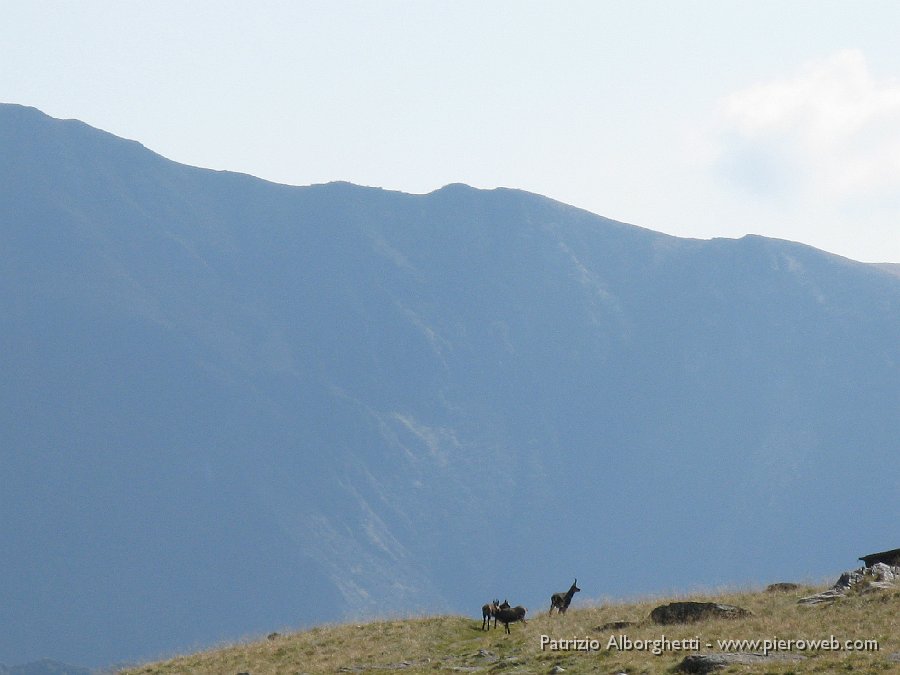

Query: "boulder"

xmin=835 ymin=568 xmax=866 ymax=589
xmin=870 ymin=562 xmax=897 ymax=583
xmin=677 ymin=653 xmax=804 ymax=673
xmin=765 ymin=582 xmax=799 ymax=592
xmin=649 ymin=602 xmax=750 ymax=625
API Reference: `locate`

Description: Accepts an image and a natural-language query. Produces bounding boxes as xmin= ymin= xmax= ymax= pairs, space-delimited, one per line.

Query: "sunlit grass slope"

xmin=122 ymin=583 xmax=899 ymax=674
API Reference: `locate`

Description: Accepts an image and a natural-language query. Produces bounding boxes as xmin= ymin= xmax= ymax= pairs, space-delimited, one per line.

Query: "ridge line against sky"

xmin=3 ymin=1 xmax=899 ymax=263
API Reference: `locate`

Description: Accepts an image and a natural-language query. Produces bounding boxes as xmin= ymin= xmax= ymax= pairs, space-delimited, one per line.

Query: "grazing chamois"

xmin=481 ymin=598 xmax=500 ymax=630
xmin=549 ymin=578 xmax=580 ymax=615
xmin=494 ymin=601 xmax=527 ymax=634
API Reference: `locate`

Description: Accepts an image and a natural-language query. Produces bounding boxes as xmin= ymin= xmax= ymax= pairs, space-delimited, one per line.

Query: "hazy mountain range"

xmin=2 ymin=103 xmax=898 ymax=669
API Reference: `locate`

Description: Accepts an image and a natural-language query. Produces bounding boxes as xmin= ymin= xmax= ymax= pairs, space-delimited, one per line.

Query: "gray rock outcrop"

xmin=649 ymin=602 xmax=750 ymax=625
xmin=677 ymin=653 xmax=805 ymax=673
xmin=799 ymin=562 xmax=900 ymax=604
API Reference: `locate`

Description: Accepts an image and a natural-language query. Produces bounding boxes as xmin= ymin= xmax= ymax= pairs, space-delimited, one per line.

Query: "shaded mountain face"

xmin=2 ymin=103 xmax=898 ymax=668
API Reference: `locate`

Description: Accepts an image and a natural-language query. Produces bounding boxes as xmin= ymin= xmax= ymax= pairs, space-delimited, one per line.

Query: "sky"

xmin=3 ymin=1 xmax=900 ymax=262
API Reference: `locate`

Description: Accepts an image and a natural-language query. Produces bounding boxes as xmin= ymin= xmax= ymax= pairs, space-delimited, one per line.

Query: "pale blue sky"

xmin=4 ymin=1 xmax=900 ymax=262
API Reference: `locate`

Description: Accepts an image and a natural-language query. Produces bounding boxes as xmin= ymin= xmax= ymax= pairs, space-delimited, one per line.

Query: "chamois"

xmin=549 ymin=578 xmax=580 ymax=615
xmin=481 ymin=599 xmax=500 ymax=630
xmin=494 ymin=601 xmax=527 ymax=634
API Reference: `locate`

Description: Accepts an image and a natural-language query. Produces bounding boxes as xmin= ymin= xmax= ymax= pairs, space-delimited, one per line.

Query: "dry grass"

xmin=121 ymin=583 xmax=900 ymax=674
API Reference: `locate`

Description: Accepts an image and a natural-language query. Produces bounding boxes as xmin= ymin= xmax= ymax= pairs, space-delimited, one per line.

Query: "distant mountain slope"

xmin=874 ymin=262 xmax=900 ymax=277
xmin=0 ymin=660 xmax=90 ymax=675
xmin=2 ymin=103 xmax=898 ymax=668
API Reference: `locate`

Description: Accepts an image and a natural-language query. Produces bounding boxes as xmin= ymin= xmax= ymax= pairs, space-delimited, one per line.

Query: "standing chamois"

xmin=481 ymin=599 xmax=500 ymax=630
xmin=549 ymin=578 xmax=580 ymax=615
xmin=494 ymin=600 xmax=527 ymax=634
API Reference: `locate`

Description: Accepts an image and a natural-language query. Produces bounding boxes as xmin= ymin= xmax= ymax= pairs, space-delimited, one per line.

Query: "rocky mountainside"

xmin=2 ymin=103 xmax=898 ymax=668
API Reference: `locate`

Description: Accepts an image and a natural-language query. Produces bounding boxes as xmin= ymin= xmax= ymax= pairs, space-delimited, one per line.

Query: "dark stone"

xmin=597 ymin=620 xmax=636 ymax=630
xmin=859 ymin=547 xmax=900 ymax=568
xmin=678 ymin=653 xmax=804 ymax=673
xmin=766 ymin=582 xmax=800 ymax=592
xmin=650 ymin=602 xmax=750 ymax=625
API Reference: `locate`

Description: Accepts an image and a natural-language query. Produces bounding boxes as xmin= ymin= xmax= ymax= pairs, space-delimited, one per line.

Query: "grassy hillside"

xmin=122 ymin=582 xmax=899 ymax=674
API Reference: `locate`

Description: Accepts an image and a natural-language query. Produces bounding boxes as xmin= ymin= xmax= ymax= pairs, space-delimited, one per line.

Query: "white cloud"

xmin=716 ymin=50 xmax=900 ymax=201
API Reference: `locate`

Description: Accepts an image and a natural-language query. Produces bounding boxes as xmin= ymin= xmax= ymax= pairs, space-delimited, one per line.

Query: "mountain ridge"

xmin=2 ymin=103 xmax=898 ymax=668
